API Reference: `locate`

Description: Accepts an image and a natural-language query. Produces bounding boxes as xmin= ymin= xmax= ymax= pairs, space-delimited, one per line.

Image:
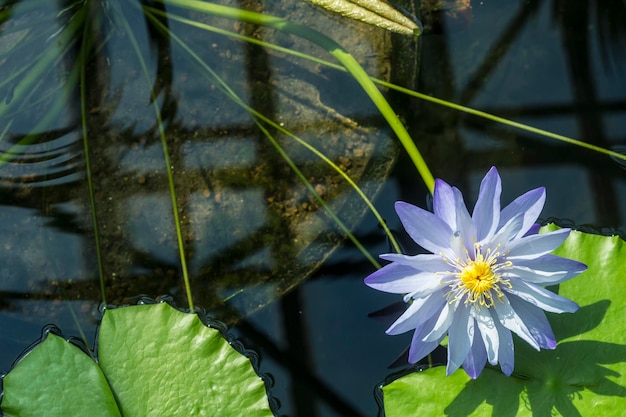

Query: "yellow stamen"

xmin=460 ymin=258 xmax=497 ymax=293
xmin=446 ymin=243 xmax=511 ymax=308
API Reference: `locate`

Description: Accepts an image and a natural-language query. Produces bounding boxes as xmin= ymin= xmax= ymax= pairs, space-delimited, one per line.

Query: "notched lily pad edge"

xmin=0 ymin=294 xmax=281 ymax=416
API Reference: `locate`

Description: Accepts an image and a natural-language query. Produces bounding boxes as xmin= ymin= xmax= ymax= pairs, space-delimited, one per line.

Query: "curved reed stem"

xmin=114 ymin=0 xmax=194 ymax=310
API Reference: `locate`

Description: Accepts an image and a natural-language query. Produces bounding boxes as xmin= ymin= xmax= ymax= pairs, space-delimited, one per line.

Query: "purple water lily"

xmin=365 ymin=167 xmax=586 ymax=378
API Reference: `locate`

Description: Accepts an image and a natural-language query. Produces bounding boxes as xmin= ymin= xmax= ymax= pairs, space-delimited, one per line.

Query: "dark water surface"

xmin=235 ymin=1 xmax=626 ymax=416
xmin=1 ymin=0 xmax=625 ymax=416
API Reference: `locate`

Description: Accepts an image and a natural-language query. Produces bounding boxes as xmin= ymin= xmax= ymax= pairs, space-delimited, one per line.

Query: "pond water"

xmin=1 ymin=0 xmax=625 ymax=416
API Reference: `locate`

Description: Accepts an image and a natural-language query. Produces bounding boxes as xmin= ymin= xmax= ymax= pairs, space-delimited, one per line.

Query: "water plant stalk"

xmin=162 ymin=13 xmax=625 ymax=165
xmin=114 ymin=0 xmax=195 ymax=310
xmin=143 ymin=6 xmax=394 ymax=262
xmin=78 ymin=3 xmax=107 ymax=305
xmin=158 ymin=0 xmax=436 ymax=193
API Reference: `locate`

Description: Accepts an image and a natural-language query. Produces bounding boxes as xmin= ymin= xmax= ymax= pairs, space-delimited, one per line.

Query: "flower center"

xmin=459 ymin=258 xmax=497 ymax=294
xmin=445 ymin=243 xmax=511 ymax=308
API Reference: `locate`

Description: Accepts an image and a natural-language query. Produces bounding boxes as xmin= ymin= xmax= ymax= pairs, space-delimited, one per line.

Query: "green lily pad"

xmin=1 ymin=302 xmax=274 ymax=416
xmin=382 ymin=228 xmax=626 ymax=416
xmin=99 ymin=303 xmax=272 ymax=416
xmin=1 ymin=333 xmax=121 ymax=417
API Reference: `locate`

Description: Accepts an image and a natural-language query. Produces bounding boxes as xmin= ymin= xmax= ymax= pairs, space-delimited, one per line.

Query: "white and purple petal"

xmin=422 ymin=299 xmax=457 ymax=342
xmin=433 ymin=179 xmax=457 ymax=229
xmin=505 ymin=278 xmax=579 ymax=313
xmin=493 ymin=295 xmax=540 ymax=350
xmin=486 ymin=212 xmax=524 ymax=250
xmin=524 ymin=223 xmax=541 ymax=237
xmin=508 ymin=295 xmax=556 ymax=349
xmin=379 ymin=253 xmax=450 ymax=273
xmin=386 ymin=292 xmax=447 ymax=335
xmin=504 ymin=254 xmax=587 ymax=286
xmin=408 ymin=314 xmax=446 ymax=363
xmin=395 ymin=201 xmax=453 ymax=254
xmin=446 ymin=307 xmax=474 ymax=376
xmin=499 ymin=187 xmax=546 ymax=239
xmin=471 ymin=305 xmax=499 ymax=365
xmin=495 ymin=322 xmax=515 ymax=376
xmin=506 ymin=228 xmax=571 ymax=259
xmin=448 ymin=231 xmax=467 ymax=260
xmin=462 ymin=328 xmax=488 ymax=379
xmin=472 ymin=166 xmax=502 ymax=241
xmin=364 ymin=263 xmax=437 ymax=295
xmin=453 ymin=187 xmax=477 ymax=253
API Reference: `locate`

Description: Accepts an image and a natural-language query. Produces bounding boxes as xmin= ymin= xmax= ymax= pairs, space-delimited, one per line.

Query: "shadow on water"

xmin=1 ymin=0 xmax=626 ymax=416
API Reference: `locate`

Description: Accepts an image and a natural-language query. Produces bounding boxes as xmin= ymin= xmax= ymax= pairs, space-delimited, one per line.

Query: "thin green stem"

xmin=375 ymin=82 xmax=626 ymax=163
xmin=160 ymin=11 xmax=626 ymax=165
xmin=115 ymin=0 xmax=194 ymax=310
xmin=78 ymin=6 xmax=107 ymax=305
xmin=144 ymin=7 xmax=400 ymax=260
xmin=158 ymin=0 xmax=435 ymax=193
xmin=257 ymin=121 xmax=381 ymax=268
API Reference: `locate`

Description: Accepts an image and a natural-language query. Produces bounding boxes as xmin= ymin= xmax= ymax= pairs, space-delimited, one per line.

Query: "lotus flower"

xmin=365 ymin=167 xmax=586 ymax=378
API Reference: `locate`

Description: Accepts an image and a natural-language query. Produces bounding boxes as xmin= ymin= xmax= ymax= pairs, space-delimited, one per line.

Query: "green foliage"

xmin=156 ymin=0 xmax=435 ymax=193
xmin=2 ymin=334 xmax=120 ymax=417
xmin=1 ymin=303 xmax=273 ymax=417
xmin=382 ymin=228 xmax=626 ymax=416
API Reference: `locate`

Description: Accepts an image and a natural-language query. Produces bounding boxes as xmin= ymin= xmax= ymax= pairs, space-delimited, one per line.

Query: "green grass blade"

xmin=156 ymin=10 xmax=626 ymax=165
xmin=112 ymin=0 xmax=194 ymax=310
xmin=256 ymin=121 xmax=382 ymax=268
xmin=78 ymin=4 xmax=107 ymax=305
xmin=158 ymin=0 xmax=435 ymax=193
xmin=374 ymin=81 xmax=626 ymax=164
xmin=143 ymin=6 xmax=400 ymax=260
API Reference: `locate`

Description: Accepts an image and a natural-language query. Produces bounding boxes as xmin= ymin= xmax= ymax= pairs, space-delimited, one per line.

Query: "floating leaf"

xmin=382 ymin=228 xmax=626 ymax=416
xmin=1 ymin=303 xmax=274 ymax=416
xmin=98 ymin=303 xmax=272 ymax=416
xmin=1 ymin=332 xmax=120 ymax=417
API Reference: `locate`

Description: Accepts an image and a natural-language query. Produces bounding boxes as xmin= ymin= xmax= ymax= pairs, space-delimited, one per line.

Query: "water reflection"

xmin=0 ymin=131 xmax=83 ymax=188
xmin=0 ymin=0 xmax=396 ymax=375
xmin=0 ymin=0 xmax=625 ymax=416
